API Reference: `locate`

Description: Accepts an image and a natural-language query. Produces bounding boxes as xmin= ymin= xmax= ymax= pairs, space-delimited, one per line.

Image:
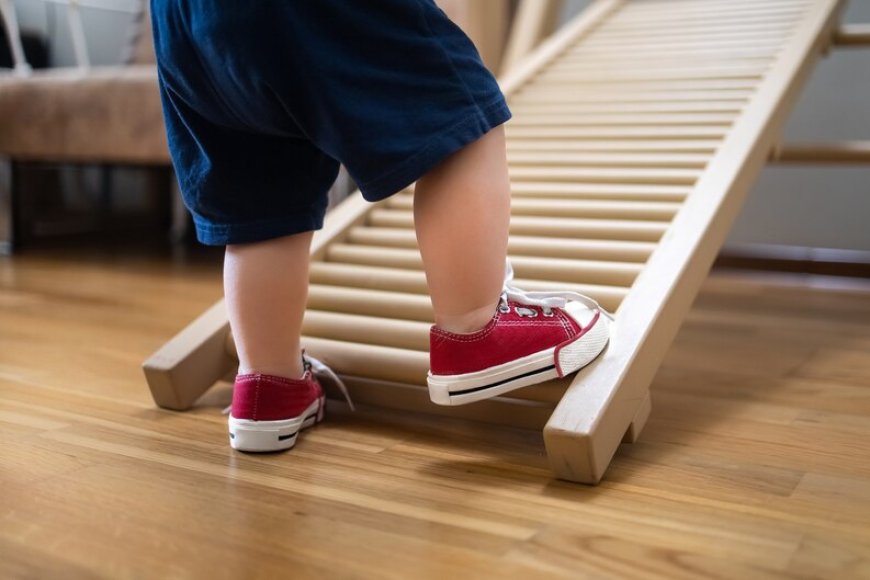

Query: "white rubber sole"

xmin=428 ymin=315 xmax=610 ymax=406
xmin=228 ymin=397 xmax=324 ymax=452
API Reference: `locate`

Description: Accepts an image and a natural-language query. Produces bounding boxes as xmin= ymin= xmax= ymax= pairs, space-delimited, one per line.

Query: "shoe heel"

xmin=229 ymin=422 xmax=297 ymax=452
xmin=427 ymin=380 xmax=453 ymax=406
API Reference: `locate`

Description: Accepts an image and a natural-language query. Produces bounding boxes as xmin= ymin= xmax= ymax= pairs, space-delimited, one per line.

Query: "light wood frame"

xmin=501 ymin=0 xmax=566 ymax=75
xmin=144 ymin=0 xmax=846 ymax=483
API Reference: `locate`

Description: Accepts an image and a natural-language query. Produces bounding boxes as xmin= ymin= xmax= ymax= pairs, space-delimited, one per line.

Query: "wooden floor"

xmin=1 ymin=245 xmax=869 ymax=579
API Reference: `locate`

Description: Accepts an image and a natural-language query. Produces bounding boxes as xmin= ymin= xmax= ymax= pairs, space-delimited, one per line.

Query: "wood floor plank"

xmin=504 ymin=526 xmax=802 ymax=580
xmin=2 ymin=246 xmax=869 ymax=577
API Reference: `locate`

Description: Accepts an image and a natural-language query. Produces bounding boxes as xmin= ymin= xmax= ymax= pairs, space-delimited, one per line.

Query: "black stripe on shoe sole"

xmin=450 ymin=364 xmax=556 ymax=397
xmin=277 ymin=410 xmax=320 ymax=441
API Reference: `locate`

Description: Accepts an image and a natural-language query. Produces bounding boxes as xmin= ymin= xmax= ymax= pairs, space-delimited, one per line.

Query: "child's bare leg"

xmin=414 ymin=126 xmax=511 ymax=334
xmin=223 ymin=232 xmax=312 ymax=379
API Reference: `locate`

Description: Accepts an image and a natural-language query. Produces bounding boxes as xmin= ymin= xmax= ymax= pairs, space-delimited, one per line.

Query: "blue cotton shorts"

xmin=151 ymin=0 xmax=512 ymax=245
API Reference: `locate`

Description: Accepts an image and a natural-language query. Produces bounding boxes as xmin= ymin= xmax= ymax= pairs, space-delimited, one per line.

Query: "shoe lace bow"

xmin=304 ymin=354 xmax=355 ymax=411
xmin=500 ymin=261 xmax=614 ymax=321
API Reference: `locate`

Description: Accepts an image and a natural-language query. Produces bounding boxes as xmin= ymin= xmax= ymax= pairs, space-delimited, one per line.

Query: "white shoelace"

xmin=499 ymin=261 xmax=614 ymax=321
xmin=222 ymin=354 xmax=354 ymax=414
xmin=304 ymin=354 xmax=355 ymax=411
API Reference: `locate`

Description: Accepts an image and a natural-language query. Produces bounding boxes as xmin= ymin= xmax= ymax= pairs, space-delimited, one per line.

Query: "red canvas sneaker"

xmin=228 ymin=356 xmax=352 ymax=452
xmin=427 ymin=263 xmax=612 ymax=405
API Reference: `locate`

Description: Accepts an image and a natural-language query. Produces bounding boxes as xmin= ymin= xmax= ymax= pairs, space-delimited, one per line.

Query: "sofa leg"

xmin=0 ymin=158 xmax=13 ymax=256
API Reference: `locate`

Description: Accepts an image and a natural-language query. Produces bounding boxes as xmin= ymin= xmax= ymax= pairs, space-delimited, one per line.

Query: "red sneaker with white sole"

xmin=228 ymin=356 xmax=352 ymax=452
xmin=427 ymin=263 xmax=612 ymax=405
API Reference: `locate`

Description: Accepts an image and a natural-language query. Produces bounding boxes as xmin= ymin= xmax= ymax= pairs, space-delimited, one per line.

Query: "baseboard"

xmin=715 ymin=243 xmax=870 ymax=278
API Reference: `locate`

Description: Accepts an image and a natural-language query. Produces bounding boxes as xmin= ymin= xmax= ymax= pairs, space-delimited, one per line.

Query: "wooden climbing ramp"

xmin=144 ymin=0 xmax=846 ymax=483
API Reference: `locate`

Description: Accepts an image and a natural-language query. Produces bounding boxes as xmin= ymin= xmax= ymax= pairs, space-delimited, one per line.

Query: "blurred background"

xmin=1 ymin=0 xmax=868 ymax=257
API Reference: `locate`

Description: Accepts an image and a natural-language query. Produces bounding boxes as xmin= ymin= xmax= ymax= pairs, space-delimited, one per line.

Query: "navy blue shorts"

xmin=151 ymin=0 xmax=512 ymax=245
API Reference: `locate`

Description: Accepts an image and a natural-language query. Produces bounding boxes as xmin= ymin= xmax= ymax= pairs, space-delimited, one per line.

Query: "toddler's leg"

xmin=224 ymin=232 xmax=330 ymax=452
xmin=414 ymin=125 xmax=511 ymax=334
xmin=420 ymin=126 xmax=612 ymax=406
xmin=223 ymin=232 xmax=312 ymax=379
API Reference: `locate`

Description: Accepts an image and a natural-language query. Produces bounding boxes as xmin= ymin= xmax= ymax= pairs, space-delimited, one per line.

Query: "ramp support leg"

xmin=143 ymin=300 xmax=235 ymax=410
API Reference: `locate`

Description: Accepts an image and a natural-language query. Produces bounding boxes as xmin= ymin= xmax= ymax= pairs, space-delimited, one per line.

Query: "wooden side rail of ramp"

xmin=144 ymin=0 xmax=846 ymax=483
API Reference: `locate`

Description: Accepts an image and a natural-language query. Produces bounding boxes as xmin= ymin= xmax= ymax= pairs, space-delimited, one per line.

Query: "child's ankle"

xmin=237 ymin=364 xmax=305 ymax=381
xmin=434 ymin=302 xmax=498 ymax=334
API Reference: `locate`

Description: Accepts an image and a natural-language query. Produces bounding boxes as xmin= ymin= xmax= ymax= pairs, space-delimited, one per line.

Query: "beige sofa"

xmin=0 ymin=8 xmax=169 ymax=253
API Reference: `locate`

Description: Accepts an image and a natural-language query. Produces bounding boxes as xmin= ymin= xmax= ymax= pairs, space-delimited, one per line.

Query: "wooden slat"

xmin=519 ymin=79 xmax=761 ymax=91
xmin=367 ymin=209 xmax=669 ymax=241
xmin=507 ymin=236 xmax=656 ymax=263
xmin=515 ymin=84 xmax=758 ymax=98
xmin=505 ymin=140 xmax=721 ymax=154
xmin=346 ymin=227 xmax=657 ymax=262
xmin=833 ymin=24 xmax=870 ymax=47
xmin=597 ymin=28 xmax=794 ymax=45
xmin=509 ymin=91 xmax=753 ymax=104
xmin=613 ymin=1 xmax=807 ymax=20
xmin=508 ymin=166 xmax=700 ymax=185
xmin=505 ymin=126 xmax=728 ymax=141
xmin=299 ymin=336 xmax=430 ymax=386
xmin=549 ymin=57 xmax=773 ymax=71
xmin=585 ymin=24 xmax=796 ymax=45
xmin=386 ymin=195 xmax=681 ymax=220
xmin=559 ymin=47 xmax=781 ymax=63
xmin=310 ymin=261 xmax=430 ymax=295
xmin=508 ymin=101 xmax=745 ymax=115
xmin=507 ymin=182 xmax=692 ymax=202
xmin=322 ymin=244 xmax=427 ymax=272
xmin=510 ymin=215 xmax=668 ymax=242
xmin=563 ymin=39 xmax=785 ymax=57
xmin=307 ymin=283 xmax=433 ymax=322
xmin=506 ymin=151 xmax=710 ymax=169
xmin=344 ymin=226 xmax=419 ymax=249
xmin=309 ymin=262 xmax=629 ymax=311
xmin=771 ymin=141 xmax=870 ymax=164
xmin=536 ymin=68 xmax=768 ymax=83
xmin=326 ymin=245 xmax=643 ymax=287
xmin=304 ymin=310 xmax=430 ymax=352
xmin=615 ymin=0 xmax=806 ymax=13
xmin=508 ymin=198 xmax=681 ymax=220
xmin=545 ymin=61 xmax=771 ymax=75
xmin=604 ymin=11 xmax=803 ymax=31
xmin=509 ymin=112 xmax=736 ymax=127
xmin=602 ymin=15 xmax=802 ymax=32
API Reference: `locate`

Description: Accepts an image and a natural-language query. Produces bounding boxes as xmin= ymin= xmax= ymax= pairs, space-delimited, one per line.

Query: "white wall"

xmin=13 ymin=0 xmax=870 ymax=252
xmin=12 ymin=0 xmax=137 ymax=67
xmin=726 ymin=0 xmax=870 ymax=252
xmin=561 ymin=0 xmax=870 ymax=252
